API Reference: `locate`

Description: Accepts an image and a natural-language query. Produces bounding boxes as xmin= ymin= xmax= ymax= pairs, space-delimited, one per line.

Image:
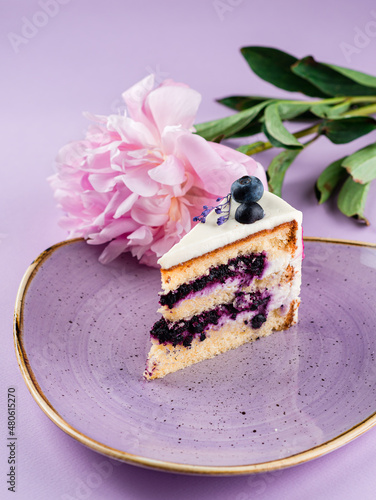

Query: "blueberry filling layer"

xmin=151 ymin=290 xmax=270 ymax=347
xmin=160 ymin=252 xmax=266 ymax=309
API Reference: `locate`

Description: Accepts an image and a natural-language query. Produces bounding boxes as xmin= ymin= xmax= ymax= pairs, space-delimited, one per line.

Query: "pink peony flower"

xmin=49 ymin=75 xmax=267 ymax=267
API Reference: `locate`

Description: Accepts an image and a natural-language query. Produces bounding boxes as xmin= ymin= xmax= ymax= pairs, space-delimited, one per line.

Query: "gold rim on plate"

xmin=13 ymin=237 xmax=376 ymax=475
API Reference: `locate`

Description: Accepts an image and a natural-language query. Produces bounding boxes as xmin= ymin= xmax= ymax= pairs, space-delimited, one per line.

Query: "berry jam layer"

xmin=160 ymin=252 xmax=266 ymax=310
xmin=151 ymin=290 xmax=271 ymax=347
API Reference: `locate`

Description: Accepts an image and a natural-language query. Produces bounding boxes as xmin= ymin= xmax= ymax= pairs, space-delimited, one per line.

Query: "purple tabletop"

xmin=2 ymin=1 xmax=376 ymax=499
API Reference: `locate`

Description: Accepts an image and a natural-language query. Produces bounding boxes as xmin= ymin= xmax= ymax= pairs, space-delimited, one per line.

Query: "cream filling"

xmin=145 ymin=302 xmax=300 ymax=380
xmin=160 ymin=262 xmax=301 ymax=323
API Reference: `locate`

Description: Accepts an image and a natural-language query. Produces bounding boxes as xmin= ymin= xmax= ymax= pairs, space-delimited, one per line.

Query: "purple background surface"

xmin=1 ymin=0 xmax=376 ymax=499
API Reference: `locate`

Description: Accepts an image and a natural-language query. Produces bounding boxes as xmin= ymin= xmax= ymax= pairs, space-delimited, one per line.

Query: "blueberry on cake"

xmin=144 ymin=176 xmax=303 ymax=380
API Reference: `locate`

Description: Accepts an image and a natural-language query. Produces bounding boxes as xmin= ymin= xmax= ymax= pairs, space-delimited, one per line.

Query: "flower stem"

xmin=294 ymin=124 xmax=320 ymax=138
xmin=241 ymin=123 xmax=320 ymax=155
xmin=238 ymin=96 xmax=376 ymax=156
xmin=302 ymin=134 xmax=320 ymax=147
xmin=344 ymin=103 xmax=376 ymax=116
xmin=303 ymin=96 xmax=376 ymax=106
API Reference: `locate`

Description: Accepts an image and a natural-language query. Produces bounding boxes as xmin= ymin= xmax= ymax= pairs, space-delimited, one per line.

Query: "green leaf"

xmin=341 ymin=142 xmax=376 ymax=183
xmin=217 ymin=96 xmax=313 ymax=118
xmin=318 ymin=117 xmax=376 ymax=144
xmin=315 ymin=157 xmax=348 ymax=203
xmin=194 ymin=100 xmax=270 ymax=141
xmin=292 ymin=56 xmax=376 ymax=96
xmin=262 ymin=123 xmax=290 ymax=148
xmin=277 ymin=101 xmax=312 ymax=120
xmin=310 ymin=101 xmax=351 ymax=119
xmin=326 ymin=63 xmax=376 ymax=89
xmin=228 ymin=121 xmax=263 ymax=138
xmin=237 ymin=141 xmax=266 ymax=155
xmin=267 ymin=149 xmax=301 ymax=197
xmin=216 ymin=95 xmax=271 ymax=111
xmin=288 ymin=109 xmax=322 ymax=122
xmin=337 ymin=177 xmax=370 ymax=224
xmin=310 ymin=104 xmax=333 ymax=119
xmin=240 ymin=46 xmax=327 ymax=97
xmin=264 ymin=104 xmax=303 ymax=148
xmin=329 ymin=101 xmax=352 ymax=116
xmin=212 ymin=134 xmax=225 ymax=143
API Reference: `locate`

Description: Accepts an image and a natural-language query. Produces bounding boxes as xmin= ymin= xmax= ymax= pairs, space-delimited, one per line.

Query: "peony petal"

xmin=122 ymin=74 xmax=155 ymax=122
xmin=85 ymin=149 xmax=113 ymax=173
xmin=113 ymin=192 xmax=139 ymax=219
xmin=139 ymin=251 xmax=158 ymax=268
xmin=175 ymin=171 xmax=195 ymax=197
xmin=157 ymin=171 xmax=195 ymax=198
xmin=160 ymin=125 xmax=186 ymax=156
xmin=88 ymin=218 xmax=138 ymax=244
xmin=127 ymin=225 xmax=153 ymax=246
xmin=85 ymin=122 xmax=121 ymax=147
xmin=159 ymin=79 xmax=190 ymax=89
xmin=150 ymin=234 xmax=179 ymax=257
xmin=56 ymin=141 xmax=88 ymax=168
xmin=148 ymin=155 xmax=186 ymax=185
xmin=252 ymin=161 xmax=268 ymax=189
xmin=107 ymin=114 xmax=157 ymax=147
xmin=147 ymin=86 xmax=201 ymax=136
xmin=98 ymin=237 xmax=129 ymax=264
xmin=88 ymin=173 xmax=118 ymax=192
xmin=92 ymin=212 xmax=105 ymax=227
xmin=81 ymin=172 xmax=93 ymax=191
xmin=81 ymin=188 xmax=110 ymax=208
xmin=103 ymin=188 xmax=131 ymax=216
xmin=209 ymin=142 xmax=268 ymax=189
xmin=131 ymin=204 xmax=169 ymax=226
xmin=111 ymin=149 xmax=150 ymax=171
xmin=119 ymin=169 xmax=159 ymax=197
xmin=177 ymin=200 xmax=192 ymax=233
xmin=177 ymin=133 xmax=236 ymax=195
xmin=133 ymin=195 xmax=171 ymax=214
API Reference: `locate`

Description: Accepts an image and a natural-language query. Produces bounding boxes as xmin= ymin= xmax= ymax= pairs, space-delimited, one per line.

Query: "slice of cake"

xmin=144 ymin=176 xmax=303 ymax=380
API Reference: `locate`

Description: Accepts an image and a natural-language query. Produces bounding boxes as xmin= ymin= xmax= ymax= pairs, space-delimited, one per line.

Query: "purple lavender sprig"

xmin=193 ymin=193 xmax=232 ymax=225
xmin=215 ymin=193 xmax=231 ymax=225
xmin=192 ymin=205 xmax=213 ymax=223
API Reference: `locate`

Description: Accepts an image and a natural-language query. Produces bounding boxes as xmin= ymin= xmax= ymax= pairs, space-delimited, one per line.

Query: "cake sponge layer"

xmin=160 ymin=265 xmax=297 ymax=322
xmin=161 ymin=221 xmax=299 ymax=292
xmin=145 ymin=300 xmax=299 ymax=380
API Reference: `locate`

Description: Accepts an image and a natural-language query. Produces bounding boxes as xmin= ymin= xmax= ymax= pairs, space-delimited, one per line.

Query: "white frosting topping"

xmin=158 ymin=191 xmax=303 ymax=269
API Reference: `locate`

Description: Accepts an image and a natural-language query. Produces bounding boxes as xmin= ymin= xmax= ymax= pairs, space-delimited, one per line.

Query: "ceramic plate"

xmin=14 ymin=238 xmax=376 ymax=475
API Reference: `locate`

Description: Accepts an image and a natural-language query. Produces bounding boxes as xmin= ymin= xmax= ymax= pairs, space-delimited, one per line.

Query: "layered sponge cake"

xmin=144 ymin=179 xmax=303 ymax=380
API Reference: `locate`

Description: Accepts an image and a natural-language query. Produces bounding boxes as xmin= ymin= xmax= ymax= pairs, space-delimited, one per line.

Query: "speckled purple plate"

xmin=14 ymin=238 xmax=376 ymax=475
